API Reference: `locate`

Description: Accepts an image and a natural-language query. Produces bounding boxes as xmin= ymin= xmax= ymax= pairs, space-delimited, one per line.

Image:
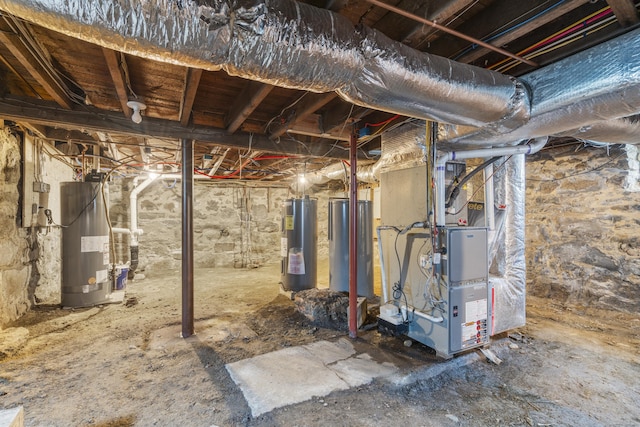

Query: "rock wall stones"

xmin=0 ymin=128 xmax=30 ymax=326
xmin=108 ymin=179 xmax=342 ymax=276
xmin=525 ymin=145 xmax=640 ymax=313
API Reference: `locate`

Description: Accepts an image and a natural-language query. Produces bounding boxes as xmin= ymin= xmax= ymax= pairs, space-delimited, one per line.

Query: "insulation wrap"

xmin=440 ymin=27 xmax=640 ymax=145
xmin=297 ymin=121 xmax=426 ymax=189
xmin=338 ymin=26 xmax=530 ymax=129
xmin=489 ymin=155 xmax=527 ymax=334
xmin=0 ymin=0 xmax=529 ymax=129
xmin=554 ymin=117 xmax=640 ymax=145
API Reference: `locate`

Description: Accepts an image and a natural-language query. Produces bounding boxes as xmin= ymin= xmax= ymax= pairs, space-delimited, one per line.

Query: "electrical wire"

xmin=488 ymin=4 xmax=618 ymax=73
xmin=452 ymin=0 xmax=567 ymax=61
xmin=451 ymin=155 xmax=513 ymax=216
xmin=264 ymin=92 xmax=309 ymax=134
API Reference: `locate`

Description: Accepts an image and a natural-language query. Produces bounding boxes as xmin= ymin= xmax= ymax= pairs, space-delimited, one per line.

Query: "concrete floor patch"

xmin=226 ymin=339 xmax=398 ymax=417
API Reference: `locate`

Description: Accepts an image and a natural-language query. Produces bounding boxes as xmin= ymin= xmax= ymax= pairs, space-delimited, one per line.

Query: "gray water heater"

xmin=280 ymin=197 xmax=317 ymax=292
xmin=61 ymin=182 xmax=111 ymax=307
xmin=328 ymin=198 xmax=374 ymax=298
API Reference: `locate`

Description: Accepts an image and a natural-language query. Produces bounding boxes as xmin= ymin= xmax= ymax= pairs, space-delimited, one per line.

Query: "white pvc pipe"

xmin=484 ymin=163 xmax=495 ymax=232
xmin=111 ymin=227 xmax=130 ymax=234
xmin=401 ymin=305 xmax=444 ymax=323
xmin=130 ymin=174 xmax=158 ymax=245
xmin=435 ymin=137 xmax=547 ymax=226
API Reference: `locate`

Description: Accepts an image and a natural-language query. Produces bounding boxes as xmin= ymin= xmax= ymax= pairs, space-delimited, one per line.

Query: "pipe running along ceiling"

xmin=0 ymin=0 xmax=638 ymax=146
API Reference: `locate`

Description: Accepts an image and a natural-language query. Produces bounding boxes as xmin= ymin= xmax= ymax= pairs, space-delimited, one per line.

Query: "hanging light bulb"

xmin=126 ymin=100 xmax=147 ymax=124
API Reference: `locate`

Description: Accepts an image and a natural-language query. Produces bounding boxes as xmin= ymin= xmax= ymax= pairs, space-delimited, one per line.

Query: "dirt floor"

xmin=1 ymin=262 xmax=639 ymax=427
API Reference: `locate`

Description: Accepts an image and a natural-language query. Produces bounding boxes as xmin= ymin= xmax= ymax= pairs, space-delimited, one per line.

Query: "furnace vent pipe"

xmin=0 ymin=0 xmax=529 ymax=132
xmin=435 ymin=137 xmax=547 ymax=226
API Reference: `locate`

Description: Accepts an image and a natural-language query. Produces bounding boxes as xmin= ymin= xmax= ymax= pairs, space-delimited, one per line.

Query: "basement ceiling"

xmin=0 ymin=0 xmax=638 ymax=181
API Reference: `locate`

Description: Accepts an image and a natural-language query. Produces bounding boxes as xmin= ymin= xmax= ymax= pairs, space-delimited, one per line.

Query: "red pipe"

xmin=364 ymin=114 xmax=400 ymax=128
xmin=520 ymin=9 xmax=613 ymax=56
xmin=348 ymin=128 xmax=358 ymax=339
xmin=227 ymin=156 xmax=254 ymax=177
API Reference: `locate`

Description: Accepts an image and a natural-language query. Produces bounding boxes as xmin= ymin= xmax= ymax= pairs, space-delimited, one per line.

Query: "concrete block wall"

xmin=525 ymin=145 xmax=640 ymax=313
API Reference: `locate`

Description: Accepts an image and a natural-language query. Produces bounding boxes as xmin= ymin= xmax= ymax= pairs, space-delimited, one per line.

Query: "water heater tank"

xmin=280 ymin=197 xmax=317 ymax=292
xmin=328 ymin=198 xmax=374 ymax=298
xmin=61 ymin=182 xmax=111 ymax=307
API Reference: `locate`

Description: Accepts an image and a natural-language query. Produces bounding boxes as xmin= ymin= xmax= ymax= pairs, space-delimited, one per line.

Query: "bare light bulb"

xmin=126 ymin=100 xmax=147 ymax=124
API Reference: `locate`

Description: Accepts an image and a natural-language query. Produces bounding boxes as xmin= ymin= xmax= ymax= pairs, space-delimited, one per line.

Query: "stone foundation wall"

xmin=0 ymin=128 xmax=30 ymax=326
xmin=525 ymin=145 xmax=639 ymax=313
xmin=108 ymin=179 xmax=344 ymax=276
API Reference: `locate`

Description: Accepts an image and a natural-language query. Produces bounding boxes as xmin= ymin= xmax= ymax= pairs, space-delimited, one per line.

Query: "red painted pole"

xmin=348 ymin=128 xmax=358 ymax=339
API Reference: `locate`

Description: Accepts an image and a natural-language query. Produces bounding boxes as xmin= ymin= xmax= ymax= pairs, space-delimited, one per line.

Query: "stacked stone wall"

xmin=0 ymin=128 xmax=30 ymax=326
xmin=109 ymin=179 xmax=342 ymax=276
xmin=525 ymin=145 xmax=639 ymax=312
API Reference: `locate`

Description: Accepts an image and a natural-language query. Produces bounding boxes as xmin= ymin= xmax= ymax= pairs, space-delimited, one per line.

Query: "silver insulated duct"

xmin=298 ymin=121 xmax=425 ymax=190
xmin=1 ymin=0 xmax=638 ymax=146
xmin=440 ymin=28 xmax=640 ymax=146
xmin=0 ymin=0 xmax=529 ymax=132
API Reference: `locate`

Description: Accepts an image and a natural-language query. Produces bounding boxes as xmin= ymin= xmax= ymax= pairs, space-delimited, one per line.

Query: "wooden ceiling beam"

xmin=268 ymin=92 xmax=338 ymax=139
xmin=225 ymin=81 xmax=274 ymax=133
xmin=322 ymin=104 xmax=372 ymax=133
xmin=0 ymin=95 xmax=360 ymax=159
xmin=0 ymin=17 xmax=74 ymax=109
xmin=179 ymin=67 xmax=203 ymax=126
xmin=102 ymin=48 xmax=132 ymax=119
xmin=400 ymin=0 xmax=479 ymax=49
xmin=285 ymin=114 xmax=351 ymax=141
xmin=456 ymin=0 xmax=591 ymax=64
xmin=606 ymin=0 xmax=640 ymax=26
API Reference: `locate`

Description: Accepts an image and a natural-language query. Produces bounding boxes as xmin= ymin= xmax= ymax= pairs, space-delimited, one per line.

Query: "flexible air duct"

xmin=554 ymin=116 xmax=640 ymax=145
xmin=0 ymin=0 xmax=528 ymax=131
xmin=297 ymin=121 xmax=425 ymax=190
xmin=439 ymin=28 xmax=640 ymax=146
xmin=2 ymin=0 xmax=639 ymax=146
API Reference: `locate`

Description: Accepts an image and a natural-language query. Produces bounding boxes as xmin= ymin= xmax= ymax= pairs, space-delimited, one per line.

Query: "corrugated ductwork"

xmin=2 ymin=0 xmax=639 ymax=145
xmin=490 ymin=155 xmax=527 ymax=334
xmin=0 ymin=0 xmax=528 ymax=130
xmin=299 ymin=122 xmax=425 ymax=189
xmin=554 ymin=116 xmax=640 ymax=145
xmin=439 ymin=28 xmax=640 ymax=146
xmin=337 ymin=26 xmax=530 ymax=129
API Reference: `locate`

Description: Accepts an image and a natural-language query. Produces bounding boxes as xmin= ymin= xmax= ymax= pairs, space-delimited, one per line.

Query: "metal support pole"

xmin=348 ymin=129 xmax=358 ymax=339
xmin=181 ymin=138 xmax=195 ymax=338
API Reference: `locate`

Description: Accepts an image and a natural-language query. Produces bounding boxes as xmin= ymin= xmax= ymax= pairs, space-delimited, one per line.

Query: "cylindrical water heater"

xmin=328 ymin=198 xmax=374 ymax=298
xmin=61 ymin=182 xmax=111 ymax=307
xmin=280 ymin=197 xmax=317 ymax=292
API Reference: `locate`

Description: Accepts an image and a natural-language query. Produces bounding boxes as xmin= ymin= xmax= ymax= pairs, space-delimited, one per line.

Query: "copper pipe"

xmin=366 ymin=0 xmax=538 ymax=67
xmin=348 ymin=128 xmax=358 ymax=339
